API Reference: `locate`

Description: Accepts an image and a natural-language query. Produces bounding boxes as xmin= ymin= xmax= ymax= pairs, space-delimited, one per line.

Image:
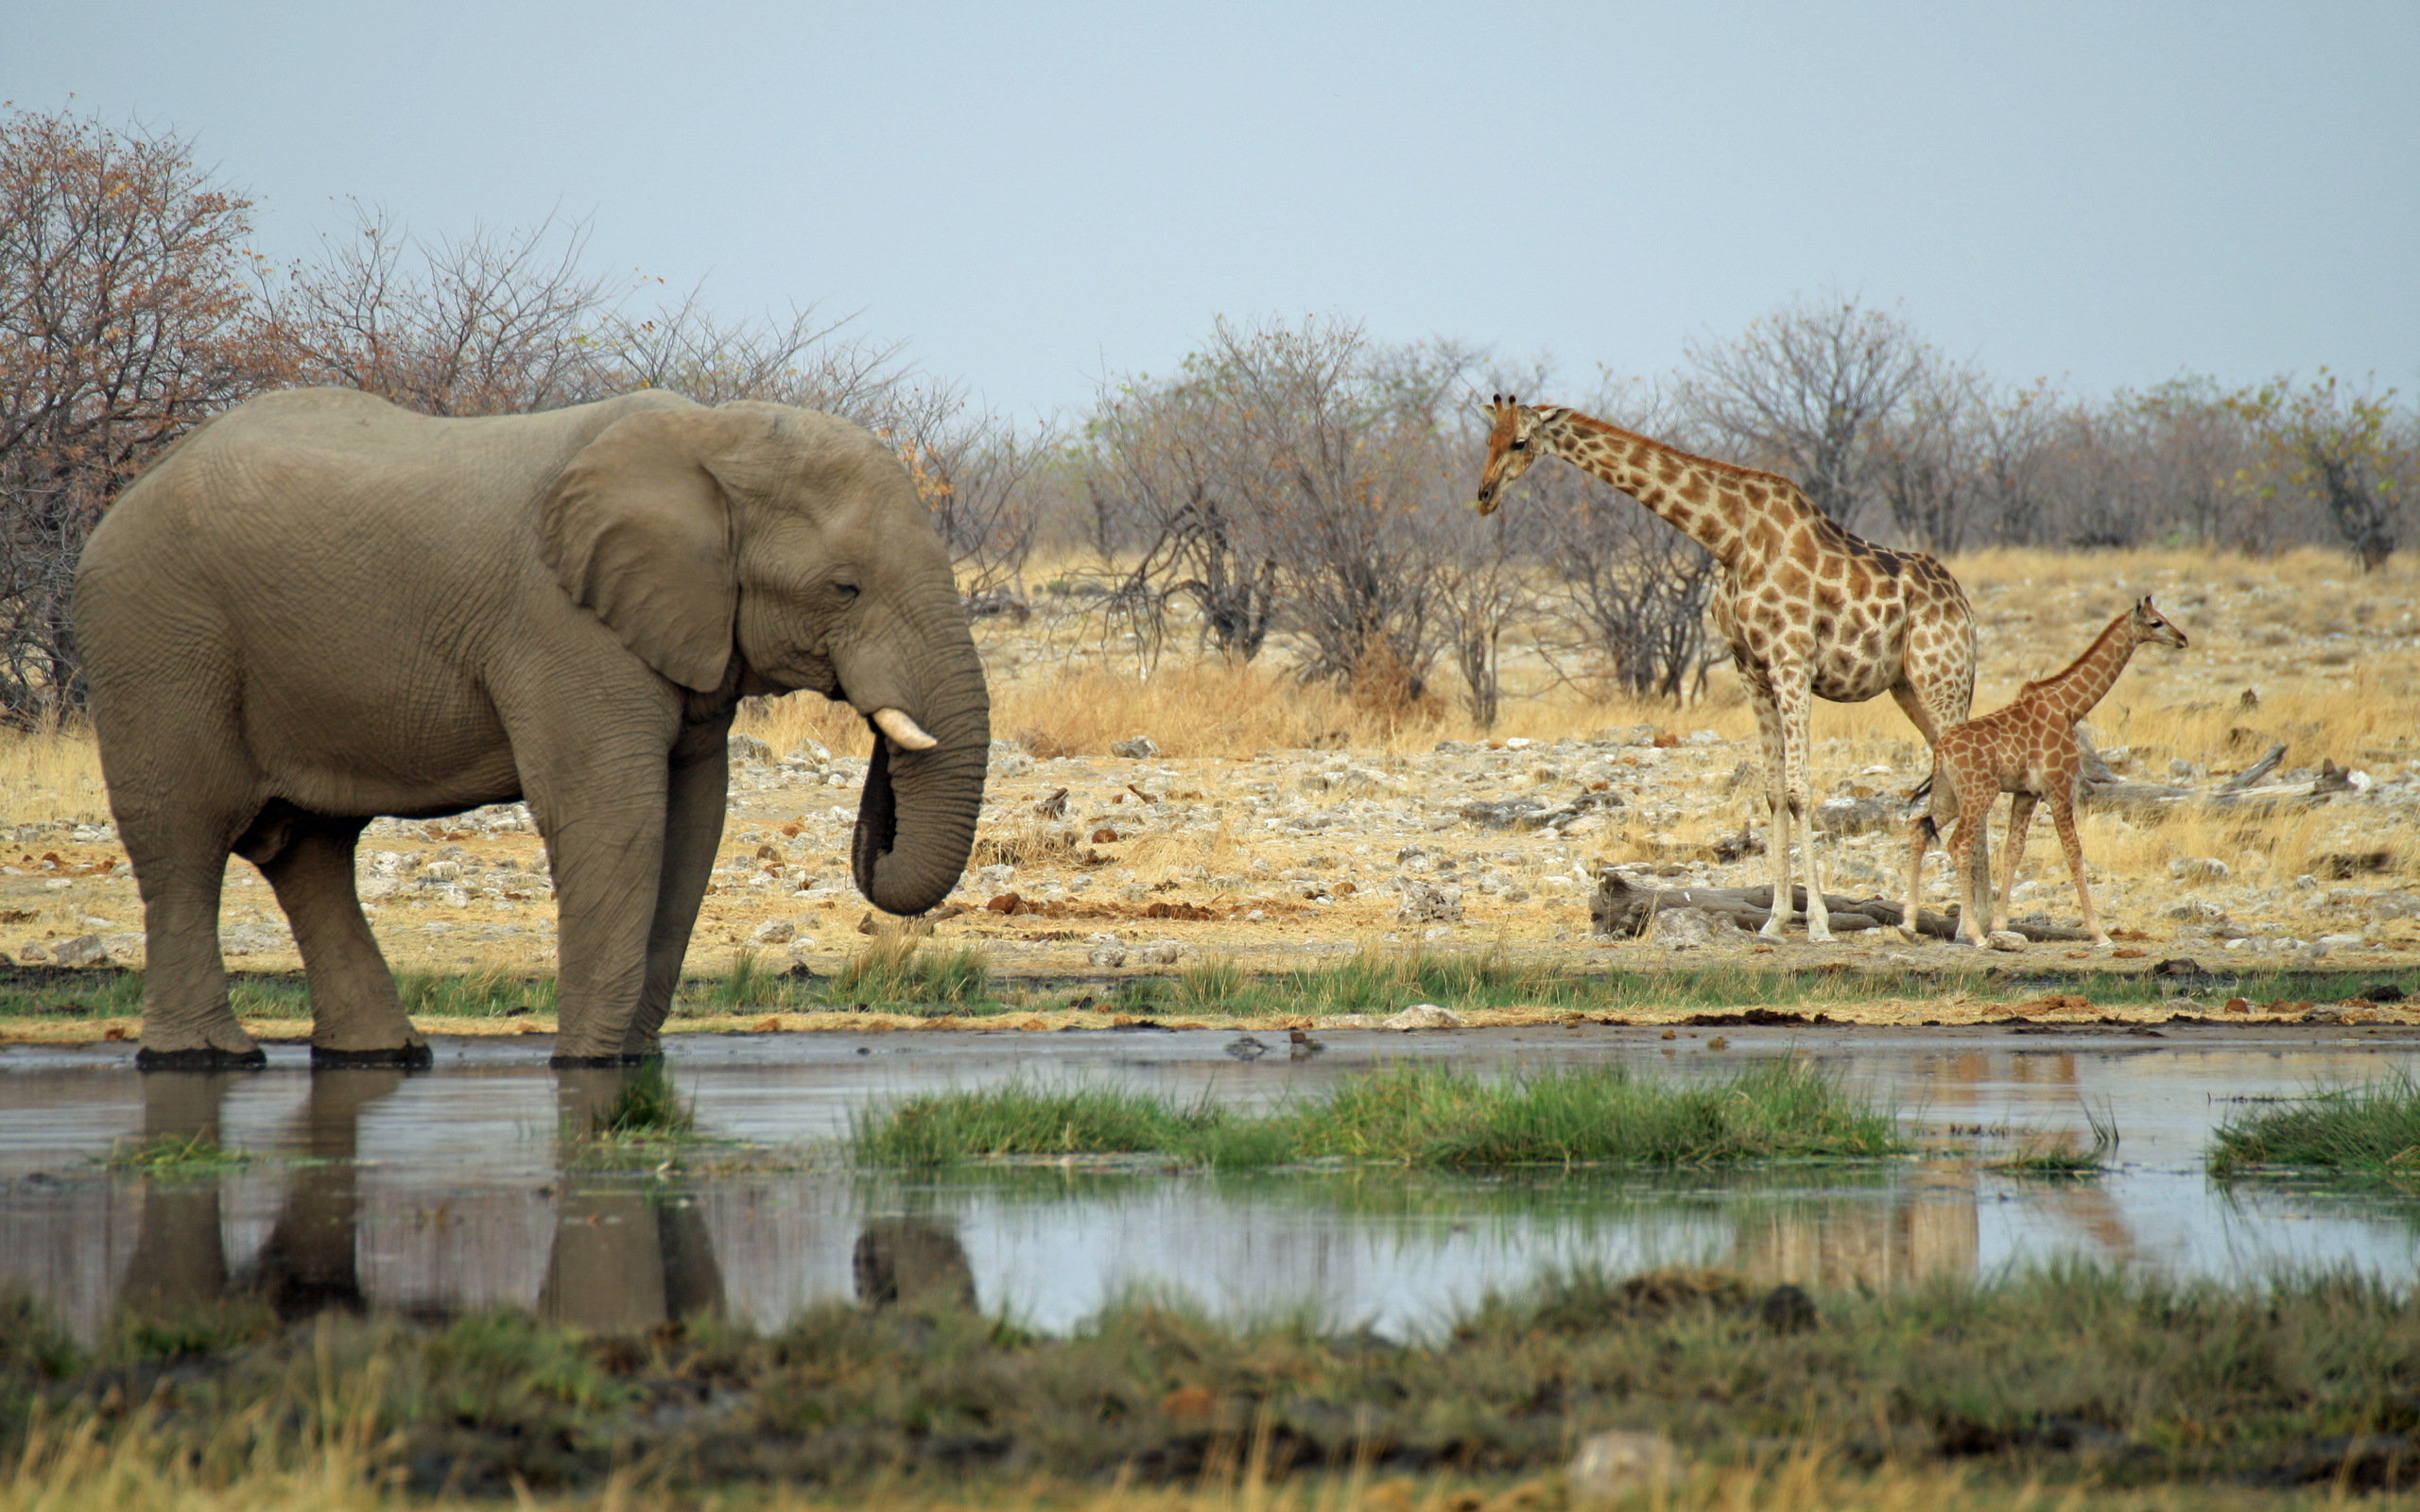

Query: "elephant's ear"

xmin=541 ymin=407 xmax=755 ymax=692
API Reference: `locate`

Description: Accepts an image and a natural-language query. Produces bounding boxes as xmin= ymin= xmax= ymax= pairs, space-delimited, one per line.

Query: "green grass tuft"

xmin=1990 ymin=1101 xmax=2120 ymax=1178
xmin=589 ymin=1062 xmax=696 ymax=1139
xmin=101 ymin=1131 xmax=251 ymax=1174
xmin=855 ymin=1058 xmax=1900 ymax=1171
xmin=827 ymin=937 xmax=992 ymax=1014
xmin=2209 ymin=1071 xmax=2420 ymax=1182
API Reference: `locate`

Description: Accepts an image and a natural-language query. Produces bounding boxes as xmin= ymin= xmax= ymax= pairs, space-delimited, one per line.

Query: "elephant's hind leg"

xmin=122 ymin=800 xmax=262 ymax=1069
xmin=249 ymin=809 xmax=427 ymax=1067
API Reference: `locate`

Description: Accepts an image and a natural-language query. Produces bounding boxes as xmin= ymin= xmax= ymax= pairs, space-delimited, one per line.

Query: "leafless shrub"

xmin=1672 ymin=290 xmax=1928 ymax=530
xmin=0 ymin=110 xmax=285 ymax=724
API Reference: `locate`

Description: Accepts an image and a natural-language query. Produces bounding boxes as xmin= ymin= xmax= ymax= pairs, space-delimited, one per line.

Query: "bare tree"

xmin=269 ymin=204 xmax=619 ymax=416
xmin=1543 ymin=488 xmax=1722 ymax=701
xmin=0 ymin=110 xmax=285 ymax=723
xmin=1869 ymin=360 xmax=1986 ymax=554
xmin=1674 ymin=291 xmax=1928 ymax=529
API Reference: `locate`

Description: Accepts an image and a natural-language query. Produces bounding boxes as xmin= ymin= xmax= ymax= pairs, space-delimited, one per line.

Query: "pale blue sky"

xmin=8 ymin=1 xmax=2415 ymax=419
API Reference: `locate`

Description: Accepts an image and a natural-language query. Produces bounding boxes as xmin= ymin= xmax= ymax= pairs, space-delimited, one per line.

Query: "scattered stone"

xmin=727 ymin=732 xmax=774 ymax=763
xmin=1648 ymin=906 xmax=1738 ymax=951
xmin=1085 ymin=933 xmax=1129 ymax=969
xmin=1984 ymin=930 xmax=2029 ymax=953
xmin=1224 ymin=1034 xmax=1265 ymax=1061
xmin=1565 ymin=1429 xmax=1682 ymax=1506
xmin=1460 ymin=797 xmax=1548 ymax=831
xmin=786 ymin=939 xmax=820 ymax=968
xmin=1382 ymin=1003 xmax=1463 ymax=1031
xmin=752 ymin=920 xmax=796 ymax=944
xmin=1110 ymin=736 xmax=1159 ymax=759
xmin=2168 ymin=856 xmax=2231 ymax=881
xmin=50 ymin=935 xmax=107 ymax=968
xmin=1395 ymin=881 xmax=1464 ymax=924
xmin=1132 ymin=938 xmax=1183 ymax=966
xmin=1812 ymin=794 xmax=1895 ymax=834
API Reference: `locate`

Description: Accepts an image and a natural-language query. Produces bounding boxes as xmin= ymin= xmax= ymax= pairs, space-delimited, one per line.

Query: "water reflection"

xmin=0 ymin=1033 xmax=2413 ymax=1344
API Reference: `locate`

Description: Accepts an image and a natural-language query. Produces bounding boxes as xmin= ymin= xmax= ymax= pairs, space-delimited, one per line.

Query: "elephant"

xmin=77 ymin=387 xmax=989 ymax=1069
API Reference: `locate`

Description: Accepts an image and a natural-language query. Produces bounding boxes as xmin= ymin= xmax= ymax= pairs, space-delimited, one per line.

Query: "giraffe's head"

xmin=2131 ymin=596 xmax=2188 ymax=650
xmin=1472 ymin=394 xmax=1567 ymax=515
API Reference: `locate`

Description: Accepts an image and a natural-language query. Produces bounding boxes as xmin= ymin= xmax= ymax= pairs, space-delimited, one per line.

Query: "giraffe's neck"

xmin=1542 ymin=414 xmax=1812 ymax=568
xmin=2027 ymin=613 xmax=2143 ymax=724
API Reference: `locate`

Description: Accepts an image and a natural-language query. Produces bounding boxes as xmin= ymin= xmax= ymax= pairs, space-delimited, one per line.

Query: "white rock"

xmin=752 ymin=920 xmax=796 ymax=944
xmin=1383 ymin=1003 xmax=1464 ymax=1030
xmin=2319 ymin=933 xmax=2366 ymax=951
xmin=51 ymin=934 xmax=107 ymax=968
xmin=1649 ymin=906 xmax=1738 ymax=951
xmin=1984 ymin=930 xmax=2029 ymax=953
xmin=2168 ymin=856 xmax=2230 ymax=882
xmin=1133 ymin=939 xmax=1183 ymax=966
xmin=1566 ymin=1430 xmax=1681 ymax=1506
xmin=1110 ymin=735 xmax=1160 ymax=759
xmin=727 ymin=733 xmax=773 ymax=763
xmin=1087 ymin=945 xmax=1129 ymax=968
xmin=786 ymin=939 xmax=820 ymax=966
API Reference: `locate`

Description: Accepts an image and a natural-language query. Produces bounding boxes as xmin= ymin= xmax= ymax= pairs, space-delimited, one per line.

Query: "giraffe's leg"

xmin=1748 ymin=682 xmax=1795 ymax=937
xmin=1995 ymin=794 xmax=2035 ymax=936
xmin=1899 ymin=810 xmax=1932 ymax=945
xmin=2050 ymin=796 xmax=2108 ymax=946
xmin=1951 ymin=793 xmax=1996 ymax=946
xmin=1893 ymin=676 xmax=1989 ymax=936
xmin=1772 ymin=668 xmax=1831 ymax=943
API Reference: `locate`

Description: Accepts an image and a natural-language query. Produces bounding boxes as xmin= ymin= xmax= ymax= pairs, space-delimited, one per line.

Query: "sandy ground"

xmin=1 ymin=549 xmax=2415 ymax=1043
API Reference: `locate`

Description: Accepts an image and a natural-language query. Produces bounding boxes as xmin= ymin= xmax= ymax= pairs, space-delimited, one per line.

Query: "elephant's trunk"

xmin=850 ymin=635 xmax=989 ymax=917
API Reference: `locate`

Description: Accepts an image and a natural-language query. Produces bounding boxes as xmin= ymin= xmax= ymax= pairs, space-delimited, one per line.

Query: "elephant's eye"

xmin=832 ymin=580 xmax=860 ymax=602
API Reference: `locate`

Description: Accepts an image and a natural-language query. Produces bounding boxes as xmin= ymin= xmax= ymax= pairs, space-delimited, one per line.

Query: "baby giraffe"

xmin=1904 ymin=597 xmax=2188 ymax=947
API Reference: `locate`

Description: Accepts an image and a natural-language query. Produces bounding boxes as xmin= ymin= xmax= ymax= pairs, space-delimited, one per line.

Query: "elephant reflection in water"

xmin=537 ymin=1068 xmax=725 ymax=1332
xmin=852 ymin=1216 xmax=977 ymax=1312
xmin=118 ymin=1067 xmax=406 ymax=1321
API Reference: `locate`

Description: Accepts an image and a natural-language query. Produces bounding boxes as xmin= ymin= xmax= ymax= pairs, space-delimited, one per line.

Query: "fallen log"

xmin=1589 ymin=873 xmax=2096 ymax=943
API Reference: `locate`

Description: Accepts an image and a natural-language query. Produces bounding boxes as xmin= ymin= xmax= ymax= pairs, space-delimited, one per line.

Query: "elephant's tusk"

xmin=871 ymin=707 xmax=938 ymax=751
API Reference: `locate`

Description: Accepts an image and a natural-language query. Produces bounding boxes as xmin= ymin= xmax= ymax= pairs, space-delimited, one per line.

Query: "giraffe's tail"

xmin=1903 ymin=775 xmax=1940 ymax=840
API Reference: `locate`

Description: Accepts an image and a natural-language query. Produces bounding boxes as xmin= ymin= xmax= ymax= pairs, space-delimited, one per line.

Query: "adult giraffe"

xmin=1473 ymin=397 xmax=1977 ymax=941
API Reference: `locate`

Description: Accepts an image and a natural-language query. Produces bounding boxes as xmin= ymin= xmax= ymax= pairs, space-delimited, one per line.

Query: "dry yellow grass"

xmin=1 ymin=1407 xmax=2384 ymax=1512
xmin=2 ymin=545 xmax=2411 ymax=994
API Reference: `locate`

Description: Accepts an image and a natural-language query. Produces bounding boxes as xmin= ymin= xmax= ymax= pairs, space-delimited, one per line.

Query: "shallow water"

xmin=2 ymin=1023 xmax=2415 ymax=1341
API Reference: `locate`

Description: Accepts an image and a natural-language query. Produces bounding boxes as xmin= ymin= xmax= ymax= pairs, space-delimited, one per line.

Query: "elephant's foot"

xmin=311 ymin=1041 xmax=433 ymax=1070
xmin=549 ymin=1051 xmax=657 ymax=1070
xmin=136 ymin=1016 xmax=266 ymax=1070
xmin=136 ymin=1042 xmax=268 ymax=1071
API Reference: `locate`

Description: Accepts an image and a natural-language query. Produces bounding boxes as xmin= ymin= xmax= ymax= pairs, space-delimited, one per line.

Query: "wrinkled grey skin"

xmin=78 ymin=388 xmax=988 ymax=1068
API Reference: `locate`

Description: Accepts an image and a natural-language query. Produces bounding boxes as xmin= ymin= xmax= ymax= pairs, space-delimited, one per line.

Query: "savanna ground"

xmin=1 ymin=547 xmax=2418 ymax=1045
xmin=9 ymin=548 xmax=2420 ymax=1507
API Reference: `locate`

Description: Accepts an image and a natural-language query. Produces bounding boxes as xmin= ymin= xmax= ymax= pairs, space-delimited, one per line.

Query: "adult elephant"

xmin=77 ymin=388 xmax=989 ymax=1068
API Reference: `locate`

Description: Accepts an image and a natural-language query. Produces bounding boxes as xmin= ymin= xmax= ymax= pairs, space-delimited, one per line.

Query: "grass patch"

xmin=102 ymin=1131 xmax=251 ymax=1174
xmin=826 ymin=937 xmax=993 ymax=1015
xmin=1989 ymin=1104 xmax=2120 ymax=1178
xmin=397 ymin=966 xmax=556 ymax=1019
xmin=854 ymin=1058 xmax=1900 ymax=1170
xmin=7 ymin=1263 xmax=2420 ymax=1500
xmin=588 ymin=1062 xmax=696 ymax=1140
xmin=2209 ymin=1070 xmax=2420 ymax=1183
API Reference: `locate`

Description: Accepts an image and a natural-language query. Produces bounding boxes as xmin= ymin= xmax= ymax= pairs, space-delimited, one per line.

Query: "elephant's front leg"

xmin=533 ymin=764 xmax=672 ymax=1068
xmin=625 ymin=724 xmax=735 ymax=1057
